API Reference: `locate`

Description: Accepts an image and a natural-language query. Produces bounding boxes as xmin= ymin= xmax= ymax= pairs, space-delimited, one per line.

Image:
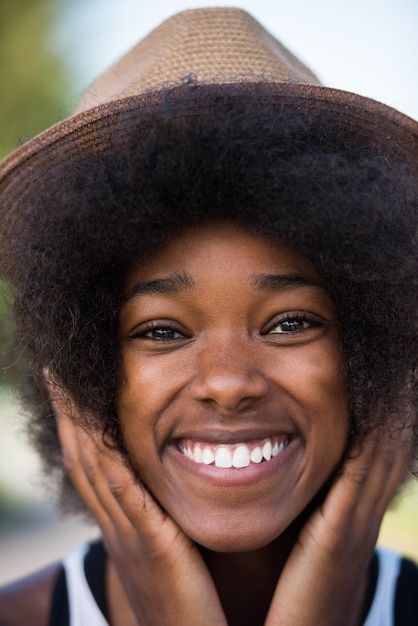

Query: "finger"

xmin=320 ymin=431 xmax=376 ymax=519
xmin=56 ymin=409 xmax=114 ymax=533
xmin=89 ymin=430 xmax=174 ymax=541
xmin=56 ymin=399 xmax=172 ymax=544
xmin=63 ymin=415 xmax=172 ymax=545
xmin=82 ymin=431 xmax=203 ymax=602
xmin=52 ymin=382 xmax=179 ymax=552
xmin=342 ymin=424 xmax=412 ymax=515
xmin=49 ymin=380 xmax=135 ymax=531
xmin=319 ymin=424 xmax=413 ymax=542
xmin=362 ymin=424 xmax=412 ymax=513
xmin=50 ymin=384 xmax=137 ymax=541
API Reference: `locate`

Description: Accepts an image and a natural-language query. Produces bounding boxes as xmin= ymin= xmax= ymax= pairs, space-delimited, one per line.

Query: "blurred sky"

xmin=53 ymin=0 xmax=418 ymax=119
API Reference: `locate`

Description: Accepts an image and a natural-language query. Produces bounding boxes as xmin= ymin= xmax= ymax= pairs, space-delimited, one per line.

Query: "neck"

xmin=199 ymin=523 xmax=301 ymax=626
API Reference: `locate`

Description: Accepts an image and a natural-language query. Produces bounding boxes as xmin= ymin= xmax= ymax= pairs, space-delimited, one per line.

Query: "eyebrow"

xmin=121 ymin=270 xmax=327 ymax=304
xmin=121 ymin=271 xmax=195 ymax=303
xmin=251 ymin=273 xmax=328 ymax=293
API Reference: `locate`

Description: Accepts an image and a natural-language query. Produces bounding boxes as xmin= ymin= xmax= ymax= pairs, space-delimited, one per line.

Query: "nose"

xmin=189 ymin=341 xmax=269 ymax=411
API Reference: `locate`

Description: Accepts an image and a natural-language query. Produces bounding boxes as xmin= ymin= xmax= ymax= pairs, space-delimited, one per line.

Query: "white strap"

xmin=63 ymin=544 xmax=109 ymax=626
xmin=62 ymin=544 xmax=401 ymax=626
xmin=363 ymin=547 xmax=401 ymax=626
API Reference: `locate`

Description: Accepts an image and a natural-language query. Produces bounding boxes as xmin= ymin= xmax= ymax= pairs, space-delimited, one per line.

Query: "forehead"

xmin=124 ymin=221 xmax=321 ymax=290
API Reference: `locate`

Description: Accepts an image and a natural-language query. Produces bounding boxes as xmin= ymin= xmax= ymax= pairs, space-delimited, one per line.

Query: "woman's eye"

xmin=269 ymin=318 xmax=313 ymax=334
xmin=127 ymin=322 xmax=189 ymax=345
xmin=144 ymin=326 xmax=183 ymax=341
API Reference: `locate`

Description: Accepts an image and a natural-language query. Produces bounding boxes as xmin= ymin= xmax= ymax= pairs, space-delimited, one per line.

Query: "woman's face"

xmin=118 ymin=222 xmax=349 ymax=551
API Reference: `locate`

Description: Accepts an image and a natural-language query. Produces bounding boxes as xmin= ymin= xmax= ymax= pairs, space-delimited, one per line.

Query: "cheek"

xmin=118 ymin=350 xmax=165 ymax=423
xmin=117 ymin=350 xmax=188 ymax=470
xmin=307 ymin=359 xmax=349 ymax=469
xmin=120 ymin=347 xmax=189 ymax=405
xmin=117 ymin=355 xmax=154 ymax=456
xmin=272 ymin=341 xmax=349 ymax=449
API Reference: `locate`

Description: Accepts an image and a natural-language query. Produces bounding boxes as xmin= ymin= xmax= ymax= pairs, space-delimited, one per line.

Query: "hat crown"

xmin=1 ymin=4 xmax=417 ymax=247
xmin=76 ymin=7 xmax=320 ymax=113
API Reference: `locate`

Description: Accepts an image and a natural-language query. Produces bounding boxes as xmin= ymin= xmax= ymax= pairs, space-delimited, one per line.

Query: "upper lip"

xmin=170 ymin=427 xmax=294 ymax=446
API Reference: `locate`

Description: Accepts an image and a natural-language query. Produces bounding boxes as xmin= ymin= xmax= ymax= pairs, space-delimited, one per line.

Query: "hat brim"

xmin=1 ymin=81 xmax=417 ymax=231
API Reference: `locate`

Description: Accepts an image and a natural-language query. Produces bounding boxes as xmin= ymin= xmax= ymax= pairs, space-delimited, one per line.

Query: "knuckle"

xmin=62 ymin=450 xmax=77 ymax=472
xmin=380 ymin=446 xmax=397 ymax=469
xmin=107 ymin=479 xmax=126 ymax=502
xmin=349 ymin=467 xmax=369 ymax=486
xmin=83 ymin=459 xmax=100 ymax=484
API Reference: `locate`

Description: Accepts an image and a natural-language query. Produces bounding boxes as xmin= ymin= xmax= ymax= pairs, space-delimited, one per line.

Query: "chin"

xmin=183 ymin=518 xmax=285 ymax=553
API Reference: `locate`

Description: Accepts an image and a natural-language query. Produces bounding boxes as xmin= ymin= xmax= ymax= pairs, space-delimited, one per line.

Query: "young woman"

xmin=0 ymin=8 xmax=417 ymax=626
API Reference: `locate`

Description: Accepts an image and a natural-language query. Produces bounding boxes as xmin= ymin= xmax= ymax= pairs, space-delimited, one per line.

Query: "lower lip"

xmin=168 ymin=439 xmax=297 ymax=487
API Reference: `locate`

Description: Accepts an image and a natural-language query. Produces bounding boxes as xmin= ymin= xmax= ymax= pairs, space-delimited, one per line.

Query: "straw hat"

xmin=0 ymin=7 xmax=417 ymax=249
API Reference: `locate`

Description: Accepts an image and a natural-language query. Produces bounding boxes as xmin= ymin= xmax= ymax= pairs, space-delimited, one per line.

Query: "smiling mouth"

xmin=178 ymin=436 xmax=289 ymax=469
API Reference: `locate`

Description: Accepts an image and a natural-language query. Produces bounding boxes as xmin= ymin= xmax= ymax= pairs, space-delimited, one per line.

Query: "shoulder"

xmin=0 ymin=563 xmax=60 ymax=626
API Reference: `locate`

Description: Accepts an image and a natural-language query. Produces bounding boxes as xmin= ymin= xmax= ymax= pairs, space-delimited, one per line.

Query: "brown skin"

xmin=0 ymin=223 xmax=412 ymax=625
xmin=118 ymin=223 xmax=349 ymax=552
xmin=0 ymin=422 xmax=409 ymax=626
xmin=0 ymin=565 xmax=59 ymax=626
xmin=0 ymin=561 xmax=137 ymax=626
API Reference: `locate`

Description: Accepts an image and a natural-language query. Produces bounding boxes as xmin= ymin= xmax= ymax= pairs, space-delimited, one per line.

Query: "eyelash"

xmin=265 ymin=312 xmax=323 ymax=335
xmin=130 ymin=321 xmax=186 ymax=342
xmin=130 ymin=312 xmax=323 ymax=342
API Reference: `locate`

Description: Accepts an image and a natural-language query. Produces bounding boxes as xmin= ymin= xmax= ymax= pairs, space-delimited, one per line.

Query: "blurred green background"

xmin=0 ymin=0 xmax=99 ymax=584
xmin=0 ymin=0 xmax=417 ymax=586
xmin=0 ymin=0 xmax=74 ymax=380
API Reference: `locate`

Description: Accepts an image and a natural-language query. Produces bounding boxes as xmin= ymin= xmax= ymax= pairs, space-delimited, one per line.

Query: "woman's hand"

xmin=53 ymin=396 xmax=227 ymax=626
xmin=52 ymin=376 xmax=413 ymax=626
xmin=265 ymin=423 xmax=413 ymax=626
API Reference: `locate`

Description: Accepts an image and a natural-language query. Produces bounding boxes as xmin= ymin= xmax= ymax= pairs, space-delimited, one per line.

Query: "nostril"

xmin=189 ymin=368 xmax=268 ymax=410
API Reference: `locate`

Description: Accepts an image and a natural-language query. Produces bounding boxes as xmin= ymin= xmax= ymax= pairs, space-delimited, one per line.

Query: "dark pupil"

xmin=153 ymin=327 xmax=175 ymax=339
xmin=282 ymin=319 xmax=303 ymax=332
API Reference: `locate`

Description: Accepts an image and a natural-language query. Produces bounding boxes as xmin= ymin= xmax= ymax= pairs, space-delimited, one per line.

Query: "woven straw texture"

xmin=75 ymin=8 xmax=319 ymax=113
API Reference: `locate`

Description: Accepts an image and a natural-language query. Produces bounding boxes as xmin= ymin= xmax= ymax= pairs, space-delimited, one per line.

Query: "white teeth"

xmin=262 ymin=440 xmax=272 ymax=461
xmin=232 ymin=445 xmax=250 ymax=468
xmin=250 ymin=446 xmax=263 ymax=463
xmin=194 ymin=445 xmax=203 ymax=463
xmin=181 ymin=437 xmax=288 ymax=468
xmin=215 ymin=447 xmax=233 ymax=468
xmin=202 ymin=448 xmax=215 ymax=465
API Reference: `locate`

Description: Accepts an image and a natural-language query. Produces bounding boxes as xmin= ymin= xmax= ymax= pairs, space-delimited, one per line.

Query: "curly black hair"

xmin=1 ymin=85 xmax=417 ymax=511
